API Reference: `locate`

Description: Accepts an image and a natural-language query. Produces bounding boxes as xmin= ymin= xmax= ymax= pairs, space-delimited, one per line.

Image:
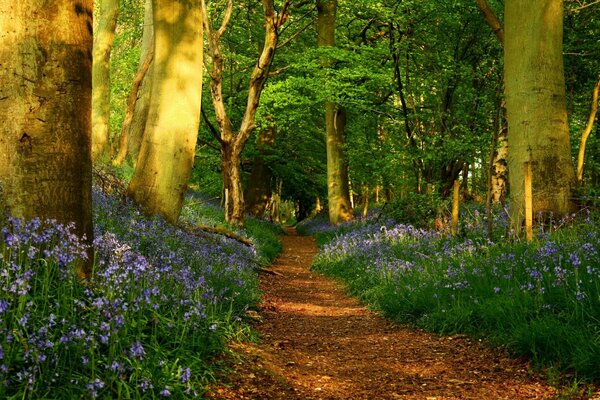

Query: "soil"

xmin=205 ymin=228 xmax=598 ymax=400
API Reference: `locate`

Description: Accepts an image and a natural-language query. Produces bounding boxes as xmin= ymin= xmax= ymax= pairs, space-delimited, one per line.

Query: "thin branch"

xmin=269 ymin=65 xmax=290 ymax=77
xmin=201 ymin=107 xmax=225 ymax=146
xmin=474 ymin=0 xmax=504 ymax=46
xmin=577 ymin=76 xmax=600 ymax=183
xmin=277 ymin=20 xmax=313 ymax=48
xmin=276 ymin=0 xmax=292 ymax=28
xmin=216 ymin=0 xmax=234 ymax=40
xmin=571 ymin=0 xmax=600 ymax=11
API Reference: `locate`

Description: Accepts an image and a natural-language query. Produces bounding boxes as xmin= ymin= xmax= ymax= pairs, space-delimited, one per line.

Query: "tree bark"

xmin=317 ymin=0 xmax=354 ymax=225
xmin=246 ymin=125 xmax=276 ymax=217
xmin=0 ymin=0 xmax=94 ymax=277
xmin=577 ymin=77 xmax=600 ymax=184
xmin=474 ymin=0 xmax=504 ymax=46
xmin=91 ymin=0 xmax=119 ymax=161
xmin=504 ymin=0 xmax=576 ymax=234
xmin=127 ymin=0 xmax=203 ymax=224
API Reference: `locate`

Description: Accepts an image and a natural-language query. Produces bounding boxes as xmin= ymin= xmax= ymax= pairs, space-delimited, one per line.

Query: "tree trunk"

xmin=504 ymin=0 xmax=576 ymax=234
xmin=577 ymin=77 xmax=600 ymax=184
xmin=91 ymin=0 xmax=119 ymax=161
xmin=0 ymin=0 xmax=94 ymax=277
xmin=203 ymin=0 xmax=283 ymax=227
xmin=246 ymin=125 xmax=276 ymax=217
xmin=317 ymin=0 xmax=354 ymax=225
xmin=127 ymin=0 xmax=203 ymax=224
xmin=113 ymin=0 xmax=154 ymax=166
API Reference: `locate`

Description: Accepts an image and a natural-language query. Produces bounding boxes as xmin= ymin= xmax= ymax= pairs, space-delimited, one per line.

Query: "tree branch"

xmin=474 ymin=0 xmax=504 ymax=46
xmin=201 ymin=106 xmax=225 ymax=146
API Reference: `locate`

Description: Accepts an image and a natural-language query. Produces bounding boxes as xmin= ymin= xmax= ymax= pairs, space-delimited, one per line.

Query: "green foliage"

xmin=382 ymin=192 xmax=446 ymax=228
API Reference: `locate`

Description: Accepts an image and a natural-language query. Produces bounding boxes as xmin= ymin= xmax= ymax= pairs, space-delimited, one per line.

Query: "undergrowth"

xmin=0 ymin=187 xmax=282 ymax=399
xmin=302 ymin=206 xmax=600 ymax=385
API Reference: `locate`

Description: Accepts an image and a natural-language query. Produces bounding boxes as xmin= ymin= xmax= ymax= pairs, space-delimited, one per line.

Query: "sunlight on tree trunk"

xmin=317 ymin=0 xmax=354 ymax=225
xmin=504 ymin=0 xmax=576 ymax=235
xmin=577 ymin=77 xmax=600 ymax=184
xmin=92 ymin=0 xmax=119 ymax=161
xmin=0 ymin=0 xmax=94 ymax=277
xmin=113 ymin=0 xmax=154 ymax=166
xmin=127 ymin=0 xmax=203 ymax=224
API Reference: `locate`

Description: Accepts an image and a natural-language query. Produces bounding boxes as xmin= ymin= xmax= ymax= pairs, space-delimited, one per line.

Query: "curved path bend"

xmin=207 ymin=228 xmax=564 ymax=399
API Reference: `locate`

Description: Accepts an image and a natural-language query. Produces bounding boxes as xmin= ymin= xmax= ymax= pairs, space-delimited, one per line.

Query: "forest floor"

xmin=204 ymin=228 xmax=591 ymax=400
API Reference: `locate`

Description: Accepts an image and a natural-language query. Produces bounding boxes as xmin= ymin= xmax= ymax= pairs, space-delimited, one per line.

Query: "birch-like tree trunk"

xmin=504 ymin=0 xmax=576 ymax=234
xmin=317 ymin=0 xmax=354 ymax=225
xmin=127 ymin=0 xmax=203 ymax=224
xmin=92 ymin=0 xmax=119 ymax=161
xmin=113 ymin=0 xmax=154 ymax=166
xmin=0 ymin=1 xmax=94 ymax=277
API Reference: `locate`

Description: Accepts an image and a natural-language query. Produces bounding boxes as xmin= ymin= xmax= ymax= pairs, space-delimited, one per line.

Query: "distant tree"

xmin=127 ymin=0 xmax=203 ymax=224
xmin=317 ymin=0 xmax=354 ymax=225
xmin=92 ymin=0 xmax=120 ymax=161
xmin=0 ymin=1 xmax=94 ymax=277
xmin=504 ymin=0 xmax=577 ymax=233
xmin=113 ymin=0 xmax=153 ymax=167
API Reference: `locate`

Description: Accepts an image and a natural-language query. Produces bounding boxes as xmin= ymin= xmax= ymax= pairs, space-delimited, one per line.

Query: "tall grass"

xmin=309 ymin=208 xmax=600 ymax=382
xmin=0 ymin=188 xmax=281 ymax=398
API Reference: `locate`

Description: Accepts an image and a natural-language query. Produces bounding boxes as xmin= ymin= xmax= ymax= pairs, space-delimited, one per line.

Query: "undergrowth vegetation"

xmin=302 ymin=206 xmax=600 ymax=383
xmin=0 ymin=187 xmax=282 ymax=399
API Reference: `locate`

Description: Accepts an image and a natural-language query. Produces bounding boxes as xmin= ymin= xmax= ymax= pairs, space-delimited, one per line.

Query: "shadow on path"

xmin=206 ymin=227 xmax=558 ymax=400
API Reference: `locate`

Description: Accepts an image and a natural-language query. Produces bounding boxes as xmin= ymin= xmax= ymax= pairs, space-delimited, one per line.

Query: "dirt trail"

xmin=206 ymin=228 xmax=561 ymax=399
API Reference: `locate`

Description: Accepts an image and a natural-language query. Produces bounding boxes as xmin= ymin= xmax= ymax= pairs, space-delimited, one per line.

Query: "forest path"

xmin=205 ymin=227 xmax=558 ymax=399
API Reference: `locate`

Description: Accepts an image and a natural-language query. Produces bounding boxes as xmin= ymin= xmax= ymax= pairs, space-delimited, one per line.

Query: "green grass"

xmin=310 ymin=211 xmax=600 ymax=384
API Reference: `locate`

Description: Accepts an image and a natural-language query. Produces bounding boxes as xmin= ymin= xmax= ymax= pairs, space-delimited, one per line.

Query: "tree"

xmin=126 ymin=0 xmax=203 ymax=224
xmin=317 ymin=0 xmax=354 ymax=225
xmin=202 ymin=0 xmax=289 ymax=227
xmin=0 ymin=1 xmax=94 ymax=277
xmin=504 ymin=0 xmax=577 ymax=233
xmin=92 ymin=0 xmax=120 ymax=161
xmin=113 ymin=0 xmax=154 ymax=167
xmin=246 ymin=123 xmax=276 ymax=217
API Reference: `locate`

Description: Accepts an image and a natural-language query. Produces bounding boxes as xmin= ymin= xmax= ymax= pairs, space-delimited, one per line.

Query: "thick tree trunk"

xmin=91 ymin=0 xmax=119 ymax=161
xmin=246 ymin=125 xmax=276 ymax=217
xmin=504 ymin=0 xmax=576 ymax=234
xmin=317 ymin=0 xmax=354 ymax=225
xmin=325 ymin=104 xmax=354 ymax=224
xmin=0 ymin=1 xmax=94 ymax=277
xmin=127 ymin=0 xmax=203 ymax=224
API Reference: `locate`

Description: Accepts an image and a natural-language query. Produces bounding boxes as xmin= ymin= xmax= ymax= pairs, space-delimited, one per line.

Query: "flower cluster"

xmin=0 ymin=187 xmax=264 ymax=398
xmin=312 ymin=209 xmax=600 ymax=380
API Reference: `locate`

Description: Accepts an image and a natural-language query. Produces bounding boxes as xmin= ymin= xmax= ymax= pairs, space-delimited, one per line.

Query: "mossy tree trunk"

xmin=504 ymin=0 xmax=576 ymax=234
xmin=127 ymin=0 xmax=203 ymax=224
xmin=91 ymin=0 xmax=119 ymax=161
xmin=317 ymin=0 xmax=354 ymax=225
xmin=0 ymin=0 xmax=94 ymax=277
